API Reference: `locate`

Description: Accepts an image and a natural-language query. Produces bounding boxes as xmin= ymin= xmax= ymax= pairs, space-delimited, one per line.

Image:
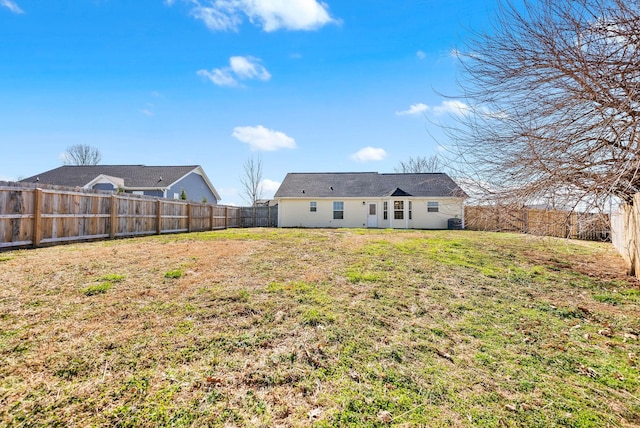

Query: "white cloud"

xmin=140 ymin=109 xmax=155 ymax=117
xmin=398 ymin=100 xmax=503 ymax=120
xmin=232 ymin=125 xmax=297 ymax=151
xmin=260 ymin=178 xmax=281 ymax=197
xmin=197 ymin=68 xmax=238 ymax=86
xmin=432 ymin=100 xmax=471 ymax=116
xmin=449 ymin=48 xmax=483 ymax=61
xmin=396 ymin=103 xmax=429 ymax=116
xmin=191 ymin=3 xmax=242 ymax=32
xmin=351 ymin=147 xmax=388 ymax=163
xmin=416 ymin=50 xmax=426 ymax=60
xmin=229 ymin=56 xmax=271 ymax=80
xmin=198 ymin=56 xmax=270 ymax=87
xmin=243 ymin=0 xmax=336 ymax=32
xmin=1 ymin=0 xmax=24 ymax=14
xmin=398 ymin=100 xmax=471 ymax=117
xmin=174 ymin=0 xmax=336 ymax=32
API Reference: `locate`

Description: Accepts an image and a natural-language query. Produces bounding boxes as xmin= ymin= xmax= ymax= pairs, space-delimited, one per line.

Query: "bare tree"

xmin=444 ymin=0 xmax=640 ymax=211
xmin=62 ymin=144 xmax=102 ymax=166
xmin=394 ymin=155 xmax=442 ymax=173
xmin=240 ymin=156 xmax=264 ymax=206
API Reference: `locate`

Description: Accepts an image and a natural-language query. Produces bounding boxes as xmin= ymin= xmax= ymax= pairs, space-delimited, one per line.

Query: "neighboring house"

xmin=274 ymin=172 xmax=468 ymax=229
xmin=21 ymin=165 xmax=221 ymax=203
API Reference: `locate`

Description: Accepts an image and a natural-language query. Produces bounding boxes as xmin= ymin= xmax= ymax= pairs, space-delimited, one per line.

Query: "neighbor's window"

xmin=333 ymin=201 xmax=344 ymax=219
xmin=383 ymin=201 xmax=388 ymax=220
xmin=427 ymin=201 xmax=439 ymax=213
xmin=394 ymin=201 xmax=404 ymax=220
xmin=409 ymin=201 xmax=412 ymax=220
xmin=310 ymin=201 xmax=317 ymax=212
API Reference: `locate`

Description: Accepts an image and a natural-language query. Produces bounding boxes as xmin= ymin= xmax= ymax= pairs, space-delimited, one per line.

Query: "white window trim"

xmin=333 ymin=201 xmax=344 ymax=220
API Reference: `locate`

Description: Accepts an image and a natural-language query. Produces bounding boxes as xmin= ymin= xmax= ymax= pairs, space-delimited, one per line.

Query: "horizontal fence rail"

xmin=464 ymin=205 xmax=610 ymax=241
xmin=0 ymin=182 xmax=248 ymax=250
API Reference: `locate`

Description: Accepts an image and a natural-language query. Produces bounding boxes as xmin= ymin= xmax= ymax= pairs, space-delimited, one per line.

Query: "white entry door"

xmin=367 ymin=202 xmax=378 ymax=228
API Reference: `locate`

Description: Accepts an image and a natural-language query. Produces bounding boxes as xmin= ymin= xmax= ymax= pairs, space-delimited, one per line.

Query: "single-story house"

xmin=273 ymin=172 xmax=468 ymax=229
xmin=20 ymin=165 xmax=221 ymax=203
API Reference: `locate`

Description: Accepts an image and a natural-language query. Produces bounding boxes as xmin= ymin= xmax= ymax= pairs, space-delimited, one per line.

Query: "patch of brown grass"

xmin=0 ymin=229 xmax=638 ymax=426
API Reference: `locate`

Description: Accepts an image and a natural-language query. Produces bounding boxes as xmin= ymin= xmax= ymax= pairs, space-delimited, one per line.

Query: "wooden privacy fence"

xmin=239 ymin=206 xmax=278 ymax=228
xmin=0 ymin=182 xmax=242 ymax=250
xmin=464 ymin=205 xmax=610 ymax=241
xmin=611 ymin=195 xmax=640 ymax=277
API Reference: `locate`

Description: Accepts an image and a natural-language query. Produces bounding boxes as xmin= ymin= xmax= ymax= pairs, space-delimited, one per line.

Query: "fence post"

xmin=156 ymin=199 xmax=162 ymax=235
xmin=209 ymin=205 xmax=214 ymax=230
xmin=33 ymin=188 xmax=42 ymax=247
xmin=187 ymin=202 xmax=192 ymax=232
xmin=224 ymin=206 xmax=228 ymax=229
xmin=110 ymin=195 xmax=117 ymax=239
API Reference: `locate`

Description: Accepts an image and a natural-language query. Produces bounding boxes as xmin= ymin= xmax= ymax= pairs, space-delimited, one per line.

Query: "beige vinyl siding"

xmin=278 ymin=198 xmax=372 ymax=228
xmin=278 ymin=197 xmax=464 ymax=229
xmin=408 ymin=199 xmax=463 ymax=229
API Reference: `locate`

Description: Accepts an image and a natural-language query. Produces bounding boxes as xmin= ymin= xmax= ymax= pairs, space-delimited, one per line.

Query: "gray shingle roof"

xmin=274 ymin=172 xmax=468 ymax=198
xmin=20 ymin=165 xmax=200 ymax=188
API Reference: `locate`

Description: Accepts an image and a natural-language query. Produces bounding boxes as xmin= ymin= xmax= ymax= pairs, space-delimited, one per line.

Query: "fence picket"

xmin=464 ymin=205 xmax=610 ymax=241
xmin=0 ymin=182 xmax=249 ymax=250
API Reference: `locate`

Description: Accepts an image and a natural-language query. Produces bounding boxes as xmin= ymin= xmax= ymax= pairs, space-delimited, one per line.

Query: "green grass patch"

xmin=345 ymin=269 xmax=384 ymax=283
xmin=164 ymin=269 xmax=183 ymax=279
xmin=98 ymin=273 xmax=126 ymax=282
xmin=82 ymin=281 xmax=113 ymax=296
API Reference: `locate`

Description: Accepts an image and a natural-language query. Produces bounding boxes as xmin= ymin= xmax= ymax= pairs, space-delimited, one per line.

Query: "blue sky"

xmin=0 ymin=0 xmax=496 ymax=205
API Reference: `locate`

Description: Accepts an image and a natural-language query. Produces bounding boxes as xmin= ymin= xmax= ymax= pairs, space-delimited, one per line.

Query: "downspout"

xmin=277 ymin=199 xmax=281 ymax=227
xmin=405 ymin=199 xmax=409 ymax=229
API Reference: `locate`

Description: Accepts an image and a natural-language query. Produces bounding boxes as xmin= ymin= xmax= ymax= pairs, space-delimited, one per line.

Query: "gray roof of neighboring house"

xmin=20 ymin=165 xmax=221 ymax=199
xmin=274 ymin=172 xmax=468 ymax=199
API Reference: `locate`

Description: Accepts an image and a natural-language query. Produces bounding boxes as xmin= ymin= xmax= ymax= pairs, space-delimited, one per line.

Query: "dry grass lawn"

xmin=0 ymin=228 xmax=639 ymax=427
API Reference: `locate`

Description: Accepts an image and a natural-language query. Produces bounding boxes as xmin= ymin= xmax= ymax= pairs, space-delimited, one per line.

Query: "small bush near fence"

xmin=465 ymin=205 xmax=610 ymax=241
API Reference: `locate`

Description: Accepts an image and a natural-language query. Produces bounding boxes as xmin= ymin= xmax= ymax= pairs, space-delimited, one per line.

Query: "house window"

xmin=333 ymin=201 xmax=344 ymax=219
xmin=310 ymin=201 xmax=317 ymax=212
xmin=428 ymin=201 xmax=439 ymax=213
xmin=394 ymin=201 xmax=404 ymax=220
xmin=409 ymin=201 xmax=412 ymax=220
xmin=383 ymin=201 xmax=388 ymax=220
